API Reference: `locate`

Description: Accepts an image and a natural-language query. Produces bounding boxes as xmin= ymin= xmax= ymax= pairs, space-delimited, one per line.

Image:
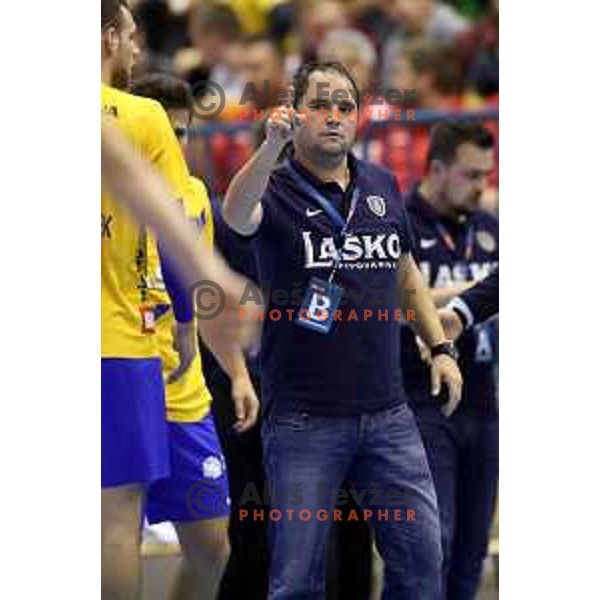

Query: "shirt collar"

xmin=285 ymin=143 xmax=360 ymax=194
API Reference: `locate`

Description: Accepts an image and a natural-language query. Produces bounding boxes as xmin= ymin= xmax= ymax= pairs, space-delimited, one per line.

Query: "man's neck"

xmin=419 ymin=180 xmax=459 ymax=221
xmin=101 ymin=63 xmax=113 ymax=86
xmin=294 ymin=147 xmax=350 ymax=190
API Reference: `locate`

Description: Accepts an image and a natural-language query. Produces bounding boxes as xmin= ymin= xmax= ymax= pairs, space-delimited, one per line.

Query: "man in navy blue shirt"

xmin=223 ymin=61 xmax=463 ymax=600
xmin=401 ymin=122 xmax=499 ymax=600
xmin=224 ymin=63 xmax=462 ymax=600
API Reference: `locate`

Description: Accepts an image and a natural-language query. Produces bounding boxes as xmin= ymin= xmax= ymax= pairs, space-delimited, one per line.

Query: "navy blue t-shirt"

xmin=248 ymin=151 xmax=414 ymax=416
xmin=401 ymin=188 xmax=499 ymax=416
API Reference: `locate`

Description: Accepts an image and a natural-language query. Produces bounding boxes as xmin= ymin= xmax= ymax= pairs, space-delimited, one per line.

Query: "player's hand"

xmin=196 ymin=268 xmax=261 ymax=355
xmin=265 ymin=87 xmax=295 ymax=149
xmin=431 ymin=355 xmax=463 ymax=417
xmin=167 ymin=321 xmax=197 ymax=383
xmin=438 ymin=308 xmax=464 ymax=341
xmin=231 ymin=376 xmax=260 ymax=433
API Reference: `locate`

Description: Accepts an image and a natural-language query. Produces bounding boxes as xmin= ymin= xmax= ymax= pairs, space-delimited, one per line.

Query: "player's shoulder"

xmin=188 ymin=176 xmax=209 ymax=199
xmin=355 ymin=157 xmax=398 ymax=189
xmin=471 ymin=209 xmax=499 ymax=255
xmin=101 ymin=85 xmax=168 ymax=125
xmin=472 ymin=208 xmax=499 ymax=231
xmin=263 ymin=159 xmax=296 ymax=204
xmin=355 ymin=158 xmax=408 ymax=221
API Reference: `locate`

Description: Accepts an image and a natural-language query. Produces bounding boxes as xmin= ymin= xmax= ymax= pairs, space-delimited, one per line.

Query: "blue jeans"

xmin=262 ymin=403 xmax=443 ymax=600
xmin=414 ymin=407 xmax=499 ymax=600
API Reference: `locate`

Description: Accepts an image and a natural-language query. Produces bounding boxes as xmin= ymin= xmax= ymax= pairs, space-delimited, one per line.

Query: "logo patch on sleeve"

xmin=476 ymin=230 xmax=497 ymax=253
xmin=366 ymin=195 xmax=386 ymax=217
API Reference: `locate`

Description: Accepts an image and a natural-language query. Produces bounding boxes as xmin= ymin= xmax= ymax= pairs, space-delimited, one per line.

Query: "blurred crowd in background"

xmin=128 ymin=0 xmax=498 ymax=211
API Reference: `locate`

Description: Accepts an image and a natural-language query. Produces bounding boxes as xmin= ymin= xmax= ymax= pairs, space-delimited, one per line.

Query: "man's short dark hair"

xmin=292 ymin=61 xmax=360 ymax=110
xmin=130 ymin=74 xmax=192 ymax=113
xmin=101 ymin=0 xmax=129 ymax=30
xmin=403 ymin=40 xmax=462 ymax=96
xmin=426 ymin=121 xmax=495 ymax=168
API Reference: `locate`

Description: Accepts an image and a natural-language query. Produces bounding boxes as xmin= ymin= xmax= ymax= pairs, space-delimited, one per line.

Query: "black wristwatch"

xmin=430 ymin=341 xmax=459 ymax=362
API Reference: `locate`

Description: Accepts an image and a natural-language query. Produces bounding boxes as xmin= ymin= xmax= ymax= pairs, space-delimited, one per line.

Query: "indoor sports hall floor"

xmin=141 ymin=546 xmax=499 ymax=600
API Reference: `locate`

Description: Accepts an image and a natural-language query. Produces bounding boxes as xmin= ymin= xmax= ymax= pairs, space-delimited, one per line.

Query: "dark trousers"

xmin=262 ymin=403 xmax=443 ymax=600
xmin=414 ymin=407 xmax=499 ymax=600
xmin=210 ymin=370 xmax=270 ymax=600
xmin=325 ymin=498 xmax=372 ymax=600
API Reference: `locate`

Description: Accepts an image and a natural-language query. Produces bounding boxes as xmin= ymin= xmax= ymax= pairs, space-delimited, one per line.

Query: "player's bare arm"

xmin=210 ymin=349 xmax=259 ymax=433
xmin=223 ymin=98 xmax=294 ymax=235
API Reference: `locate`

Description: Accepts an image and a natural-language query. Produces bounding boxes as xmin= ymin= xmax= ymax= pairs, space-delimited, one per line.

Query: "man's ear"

xmin=103 ymin=27 xmax=120 ymax=58
xmin=427 ymin=160 xmax=448 ymax=185
xmin=429 ymin=159 xmax=446 ymax=182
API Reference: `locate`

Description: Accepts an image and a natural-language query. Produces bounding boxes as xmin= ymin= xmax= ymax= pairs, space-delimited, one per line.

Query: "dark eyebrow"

xmin=466 ymin=167 xmax=493 ymax=177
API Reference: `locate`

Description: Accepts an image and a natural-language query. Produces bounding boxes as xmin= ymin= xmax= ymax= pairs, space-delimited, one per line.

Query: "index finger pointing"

xmin=286 ymin=85 xmax=294 ymax=108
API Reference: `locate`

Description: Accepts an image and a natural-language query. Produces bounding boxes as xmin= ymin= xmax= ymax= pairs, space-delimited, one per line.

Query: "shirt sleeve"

xmin=159 ymin=245 xmax=194 ymax=323
xmin=162 ymin=178 xmax=215 ymax=324
xmin=448 ymin=266 xmax=499 ymax=327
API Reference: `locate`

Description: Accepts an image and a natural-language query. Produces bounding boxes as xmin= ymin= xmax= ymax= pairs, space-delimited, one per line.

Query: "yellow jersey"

xmin=101 ymin=84 xmax=191 ymax=358
xmin=219 ymin=0 xmax=285 ymax=34
xmin=149 ymin=177 xmax=215 ymax=422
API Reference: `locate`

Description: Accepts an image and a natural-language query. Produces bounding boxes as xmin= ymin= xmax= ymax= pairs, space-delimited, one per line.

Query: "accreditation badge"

xmin=295 ymin=277 xmax=344 ymax=335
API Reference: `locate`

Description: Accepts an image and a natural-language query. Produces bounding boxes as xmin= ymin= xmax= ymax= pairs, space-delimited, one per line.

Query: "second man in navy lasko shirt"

xmin=223 ymin=60 xmax=463 ymax=600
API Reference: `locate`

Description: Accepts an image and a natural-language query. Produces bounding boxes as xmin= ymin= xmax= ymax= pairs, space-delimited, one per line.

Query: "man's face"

xmin=294 ymin=70 xmax=358 ymax=160
xmin=436 ymin=143 xmax=494 ymax=214
xmin=239 ymin=41 xmax=283 ymax=106
xmin=108 ymin=7 xmax=140 ymax=89
xmin=167 ymin=108 xmax=192 ymax=149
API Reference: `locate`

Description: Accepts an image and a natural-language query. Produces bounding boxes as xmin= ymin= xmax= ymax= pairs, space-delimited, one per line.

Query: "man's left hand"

xmin=231 ymin=376 xmax=260 ymax=433
xmin=431 ymin=355 xmax=463 ymax=417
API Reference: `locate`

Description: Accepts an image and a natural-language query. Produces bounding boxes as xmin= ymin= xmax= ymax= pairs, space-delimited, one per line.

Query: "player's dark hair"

xmin=403 ymin=40 xmax=463 ymax=96
xmin=292 ymin=61 xmax=360 ymax=110
xmin=130 ymin=74 xmax=192 ymax=113
xmin=426 ymin=121 xmax=495 ymax=168
xmin=101 ymin=0 xmax=130 ymax=30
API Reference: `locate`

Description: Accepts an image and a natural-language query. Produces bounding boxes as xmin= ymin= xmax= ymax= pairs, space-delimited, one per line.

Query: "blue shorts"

xmin=101 ymin=357 xmax=170 ymax=488
xmin=146 ymin=415 xmax=230 ymax=524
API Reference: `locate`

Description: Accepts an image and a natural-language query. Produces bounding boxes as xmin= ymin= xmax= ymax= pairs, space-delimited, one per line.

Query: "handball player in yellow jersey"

xmin=101 ymin=2 xmax=257 ymax=598
xmin=130 ymin=73 xmax=259 ymax=600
